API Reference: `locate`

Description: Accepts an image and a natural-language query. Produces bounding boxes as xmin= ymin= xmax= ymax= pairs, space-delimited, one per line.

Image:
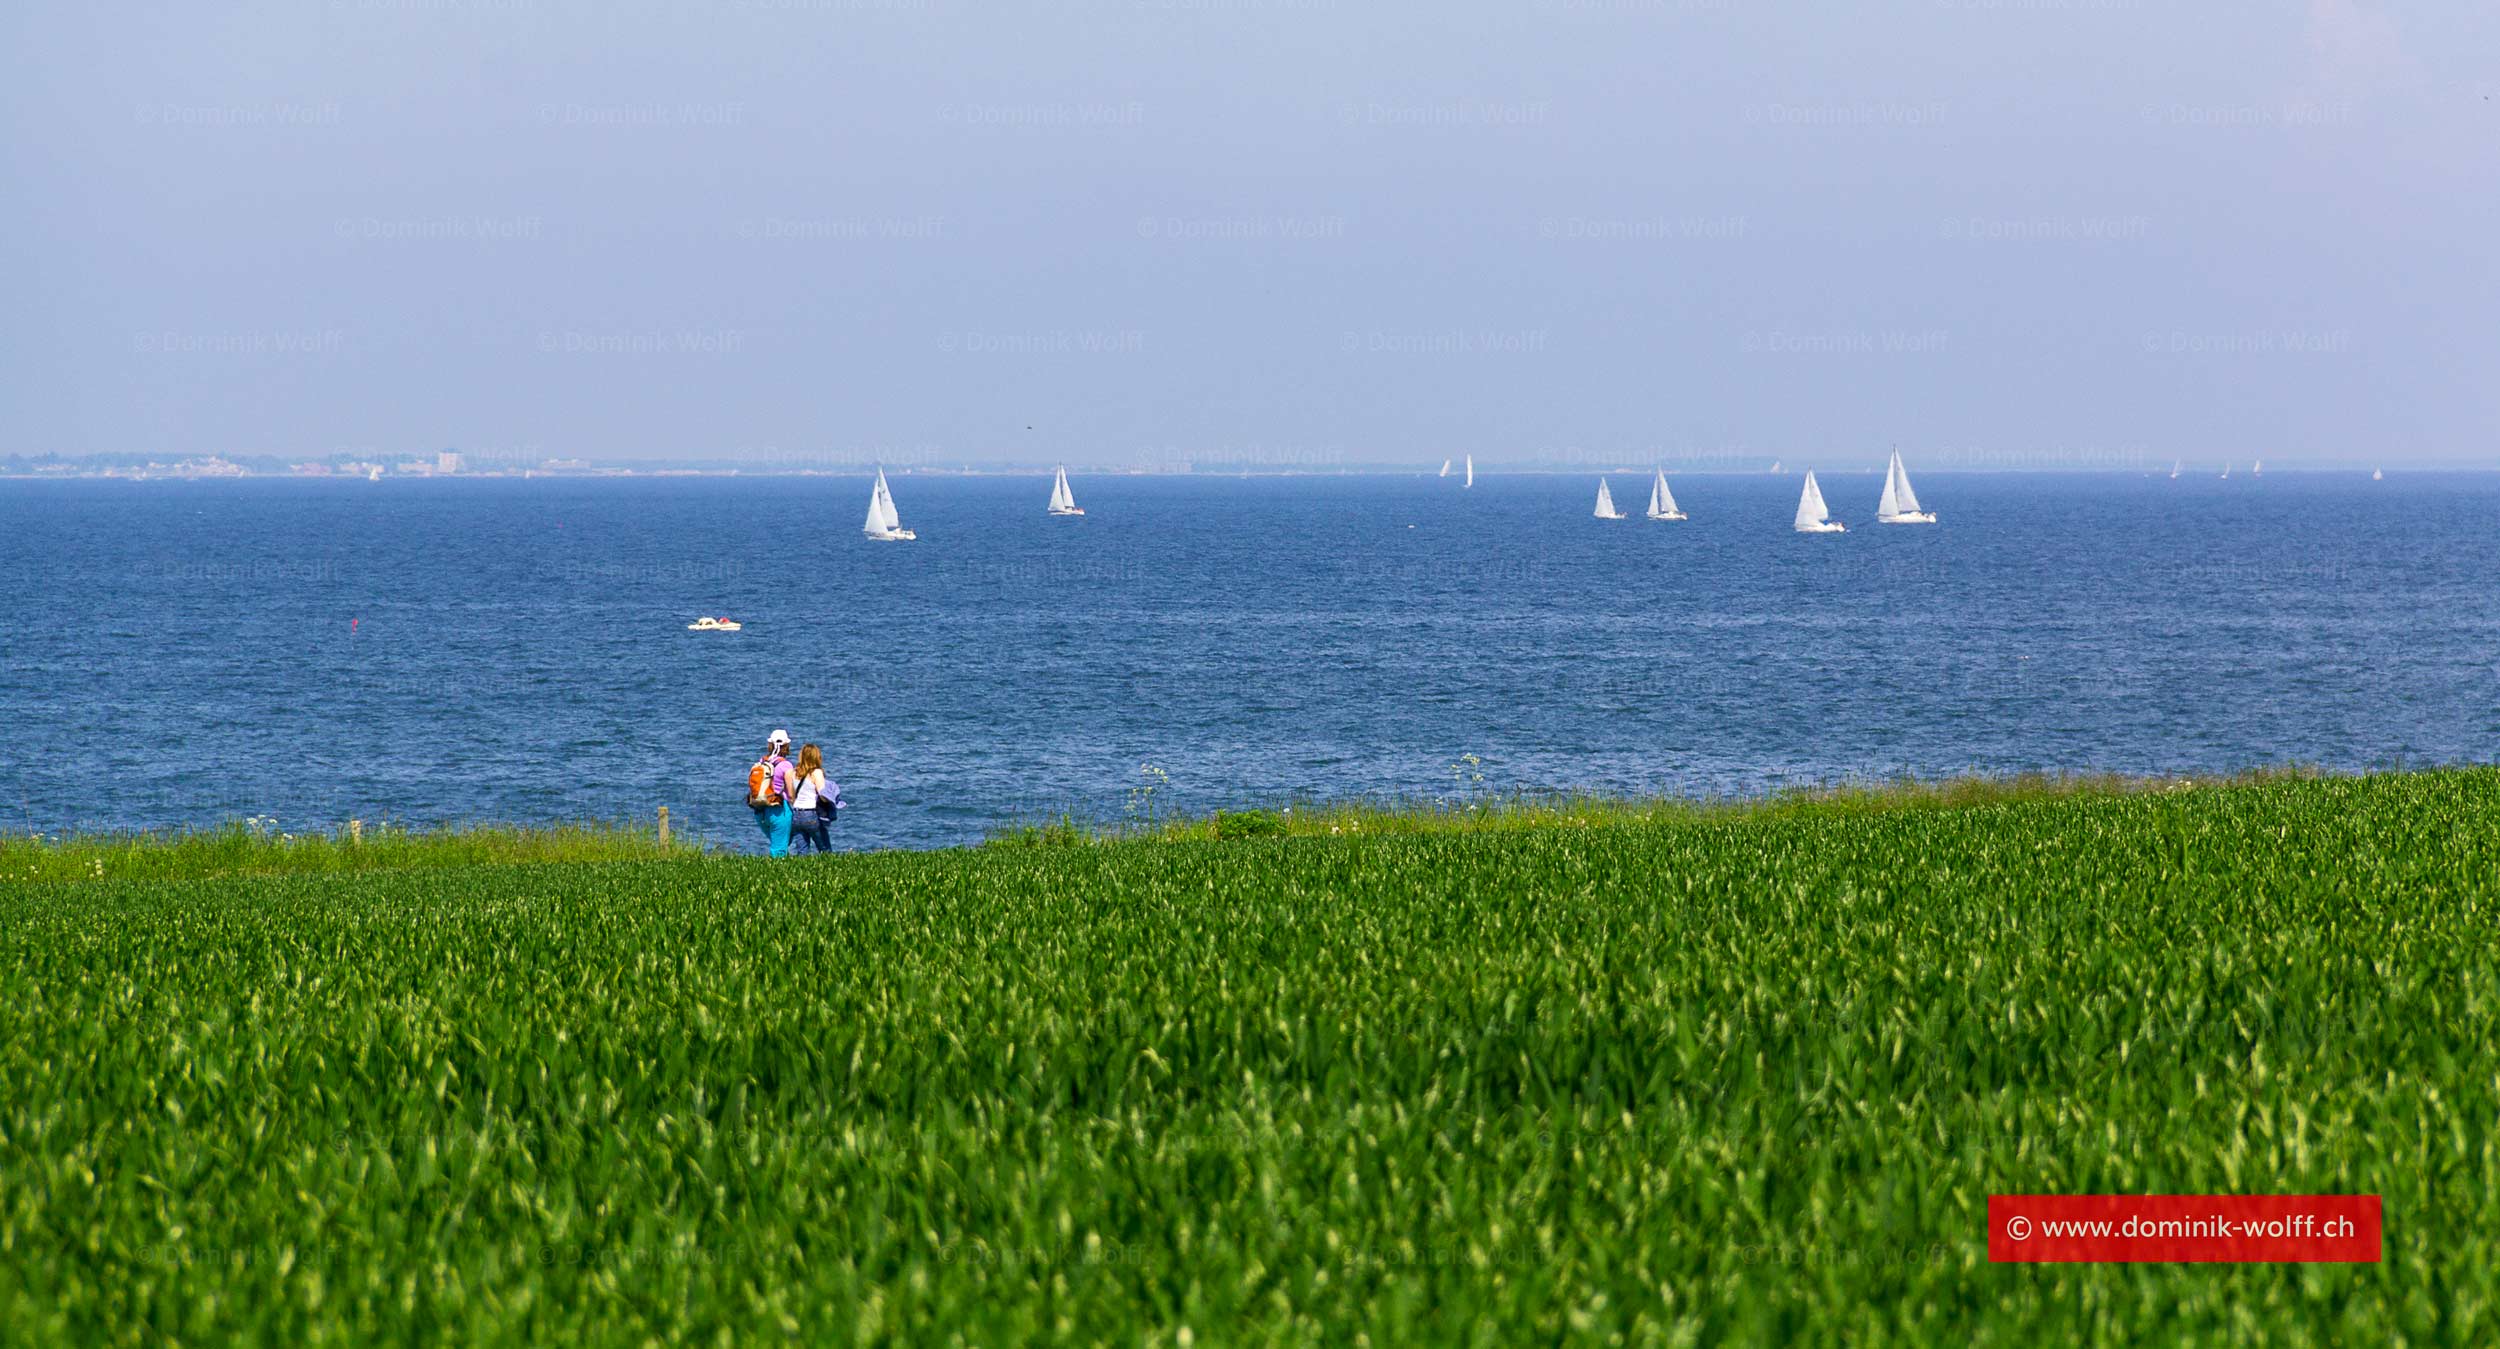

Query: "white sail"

xmin=2252 ymin=459 xmax=2263 ymax=476
xmin=1647 ymin=469 xmax=1682 ymax=520
xmin=1890 ymin=452 xmax=1925 ymax=514
xmin=1595 ymin=478 xmax=1622 ymax=519
xmin=863 ymin=475 xmax=889 ymax=534
xmin=1464 ymin=456 xmax=1474 ymax=488
xmin=2170 ymin=460 xmax=2181 ymax=479
xmin=1769 ymin=459 xmax=1782 ymax=474
xmin=2373 ymin=467 xmax=2383 ymax=481
xmin=1048 ymin=465 xmax=1073 ymax=512
xmin=1439 ymin=459 xmax=1451 ymax=478
xmin=866 ymin=467 xmax=910 ymax=537
xmin=1795 ymin=470 xmax=1842 ymax=531
xmin=1877 ymin=451 xmax=1933 ymax=522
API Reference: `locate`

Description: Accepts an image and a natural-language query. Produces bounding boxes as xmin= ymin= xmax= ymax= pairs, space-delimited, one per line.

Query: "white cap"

xmin=767 ymin=729 xmax=790 ymax=748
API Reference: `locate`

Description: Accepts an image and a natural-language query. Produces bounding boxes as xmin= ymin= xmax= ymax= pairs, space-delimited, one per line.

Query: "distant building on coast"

xmin=436 ymin=450 xmax=464 ymax=474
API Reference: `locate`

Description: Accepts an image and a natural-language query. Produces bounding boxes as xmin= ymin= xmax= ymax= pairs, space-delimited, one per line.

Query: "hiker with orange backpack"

xmin=746 ymin=729 xmax=798 ymax=857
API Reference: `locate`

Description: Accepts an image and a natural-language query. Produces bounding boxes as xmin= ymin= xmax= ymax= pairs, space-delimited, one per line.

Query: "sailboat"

xmin=1646 ymin=468 xmax=1686 ymax=521
xmin=1769 ymin=459 xmax=1784 ymax=474
xmin=1047 ymin=464 xmax=1083 ymax=516
xmin=1464 ymin=456 xmax=1474 ymax=489
xmin=2220 ymin=463 xmax=2232 ymax=479
xmin=1876 ymin=450 xmax=1935 ymax=524
xmin=1439 ymin=459 xmax=1451 ymax=478
xmin=2372 ymin=467 xmax=2384 ymax=481
xmin=2170 ymin=459 xmax=2181 ymax=480
xmin=2252 ymin=459 xmax=2263 ymax=477
xmin=863 ymin=467 xmax=915 ymax=541
xmin=1794 ymin=470 xmax=1844 ymax=532
xmin=1594 ymin=478 xmax=1627 ymax=520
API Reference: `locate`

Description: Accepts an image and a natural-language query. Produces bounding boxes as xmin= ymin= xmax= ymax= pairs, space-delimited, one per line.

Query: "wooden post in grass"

xmin=658 ymin=807 xmax=670 ymax=845
xmin=349 ymin=819 xmax=363 ymax=846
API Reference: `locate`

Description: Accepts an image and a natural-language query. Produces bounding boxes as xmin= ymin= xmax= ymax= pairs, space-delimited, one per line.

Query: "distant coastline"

xmin=0 ymin=458 xmax=2447 ymax=482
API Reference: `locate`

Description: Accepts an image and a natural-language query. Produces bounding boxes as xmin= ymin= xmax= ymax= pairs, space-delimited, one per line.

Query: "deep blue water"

xmin=3 ymin=472 xmax=2492 ymax=851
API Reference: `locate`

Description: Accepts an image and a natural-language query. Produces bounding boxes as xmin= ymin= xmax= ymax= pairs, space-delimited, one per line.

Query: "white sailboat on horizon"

xmin=2170 ymin=459 xmax=2181 ymax=479
xmin=1439 ymin=458 xmax=1451 ymax=478
xmin=1794 ymin=470 xmax=1845 ymax=532
xmin=1464 ymin=456 xmax=1474 ymax=488
xmin=2221 ymin=463 xmax=2232 ymax=479
xmin=2252 ymin=458 xmax=2263 ymax=477
xmin=1876 ymin=449 xmax=1935 ymax=524
xmin=1594 ymin=478 xmax=1626 ymax=520
xmin=1047 ymin=464 xmax=1084 ymax=516
xmin=863 ymin=467 xmax=915 ymax=541
xmin=1769 ymin=459 xmax=1784 ymax=474
xmin=1646 ymin=468 xmax=1685 ymax=521
xmin=2373 ymin=466 xmax=2384 ymax=481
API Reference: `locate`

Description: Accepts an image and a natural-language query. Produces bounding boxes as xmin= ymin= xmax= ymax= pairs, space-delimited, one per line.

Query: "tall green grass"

xmin=2 ymin=767 xmax=2492 ymax=1343
xmin=0 ymin=818 xmax=697 ymax=884
xmin=993 ymin=765 xmax=2321 ymax=846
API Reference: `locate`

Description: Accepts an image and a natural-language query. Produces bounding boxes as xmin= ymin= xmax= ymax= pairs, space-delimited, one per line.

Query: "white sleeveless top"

xmin=792 ymin=769 xmax=822 ymax=810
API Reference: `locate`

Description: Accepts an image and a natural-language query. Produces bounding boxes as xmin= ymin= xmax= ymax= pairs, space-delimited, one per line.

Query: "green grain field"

xmin=4 ymin=770 xmax=2496 ymax=1344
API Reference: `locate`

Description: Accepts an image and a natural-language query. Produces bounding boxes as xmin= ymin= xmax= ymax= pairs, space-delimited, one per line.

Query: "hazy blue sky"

xmin=3 ymin=1 xmax=2491 ymax=470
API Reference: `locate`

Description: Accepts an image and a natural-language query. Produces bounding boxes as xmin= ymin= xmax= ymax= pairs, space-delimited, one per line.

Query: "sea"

xmin=3 ymin=470 xmax=2492 ymax=852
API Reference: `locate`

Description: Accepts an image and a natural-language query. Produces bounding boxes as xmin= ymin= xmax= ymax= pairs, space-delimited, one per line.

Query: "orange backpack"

xmin=746 ymin=758 xmax=785 ymax=810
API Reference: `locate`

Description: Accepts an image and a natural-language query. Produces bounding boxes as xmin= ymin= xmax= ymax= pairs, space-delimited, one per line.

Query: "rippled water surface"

xmin=4 ymin=471 xmax=2491 ymax=850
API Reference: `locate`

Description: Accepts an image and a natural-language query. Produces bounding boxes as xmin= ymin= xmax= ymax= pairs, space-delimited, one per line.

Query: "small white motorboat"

xmin=687 ymin=616 xmax=742 ymax=632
